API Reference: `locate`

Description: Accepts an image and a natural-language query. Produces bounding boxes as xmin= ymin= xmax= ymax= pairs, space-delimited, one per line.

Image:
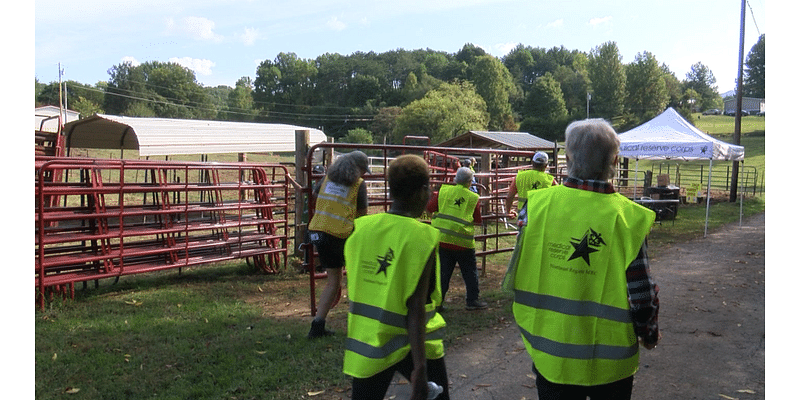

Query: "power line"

xmin=746 ymin=0 xmax=761 ymax=36
xmin=67 ymin=82 xmax=376 ymax=123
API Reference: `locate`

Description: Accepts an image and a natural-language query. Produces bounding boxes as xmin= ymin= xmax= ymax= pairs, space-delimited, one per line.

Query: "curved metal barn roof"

xmin=62 ymin=114 xmax=328 ymax=156
xmin=436 ymin=130 xmax=561 ymax=151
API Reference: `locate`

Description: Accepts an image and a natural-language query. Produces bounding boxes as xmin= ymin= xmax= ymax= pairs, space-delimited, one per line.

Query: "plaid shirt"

xmin=523 ymin=177 xmax=660 ymax=345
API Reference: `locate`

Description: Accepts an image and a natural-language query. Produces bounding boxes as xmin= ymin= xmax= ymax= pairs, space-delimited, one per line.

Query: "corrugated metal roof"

xmin=436 ymin=131 xmax=559 ymax=150
xmin=35 ymin=106 xmax=80 ymax=132
xmin=62 ymin=114 xmax=328 ymax=156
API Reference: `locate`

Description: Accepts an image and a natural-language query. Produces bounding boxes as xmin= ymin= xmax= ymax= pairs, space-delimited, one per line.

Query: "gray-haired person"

xmin=307 ymin=151 xmax=370 ymax=338
xmin=426 ymin=167 xmax=487 ymax=311
xmin=505 ymin=119 xmax=660 ymax=399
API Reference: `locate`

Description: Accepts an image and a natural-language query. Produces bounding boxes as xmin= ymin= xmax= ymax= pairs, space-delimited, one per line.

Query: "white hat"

xmin=533 ymin=151 xmax=549 ymax=165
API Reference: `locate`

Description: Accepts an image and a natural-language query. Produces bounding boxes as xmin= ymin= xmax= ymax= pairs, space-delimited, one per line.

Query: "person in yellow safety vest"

xmin=343 ymin=154 xmax=450 ymax=400
xmin=460 ymin=158 xmax=479 ymax=193
xmin=504 ymin=119 xmax=661 ymax=400
xmin=307 ymin=151 xmax=370 ymax=339
xmin=426 ymin=167 xmax=487 ymax=311
xmin=504 ymin=151 xmax=557 ymax=223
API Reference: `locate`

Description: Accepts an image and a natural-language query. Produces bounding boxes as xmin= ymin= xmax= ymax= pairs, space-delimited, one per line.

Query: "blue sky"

xmin=35 ymin=0 xmax=764 ymax=94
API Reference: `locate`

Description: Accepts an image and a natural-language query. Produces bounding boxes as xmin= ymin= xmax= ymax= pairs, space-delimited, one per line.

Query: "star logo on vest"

xmin=376 ymin=248 xmax=394 ymax=276
xmin=568 ymin=228 xmax=606 ymax=266
xmin=454 ymin=197 xmax=465 ymax=206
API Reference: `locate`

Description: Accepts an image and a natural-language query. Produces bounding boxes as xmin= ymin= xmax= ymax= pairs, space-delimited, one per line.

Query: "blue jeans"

xmin=439 ymin=247 xmax=480 ymax=302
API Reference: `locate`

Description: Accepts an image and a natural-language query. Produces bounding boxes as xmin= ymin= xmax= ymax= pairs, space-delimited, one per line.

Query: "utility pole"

xmin=730 ymin=0 xmax=745 ymax=202
xmin=586 ymin=93 xmax=591 ymax=119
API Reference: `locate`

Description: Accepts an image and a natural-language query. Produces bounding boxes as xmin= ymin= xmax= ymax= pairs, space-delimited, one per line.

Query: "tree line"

xmin=35 ymin=35 xmax=765 ymax=144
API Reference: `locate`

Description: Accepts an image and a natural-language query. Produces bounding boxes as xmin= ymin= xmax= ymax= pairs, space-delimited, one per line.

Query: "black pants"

xmin=534 ymin=365 xmax=633 ymax=400
xmin=351 ymin=354 xmax=449 ymax=400
xmin=439 ymin=247 xmax=480 ymax=302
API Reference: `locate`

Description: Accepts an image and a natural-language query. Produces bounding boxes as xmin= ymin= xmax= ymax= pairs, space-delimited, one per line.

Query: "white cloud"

xmin=326 ymin=16 xmax=347 ymax=31
xmin=169 ymin=57 xmax=215 ymax=76
xmin=494 ymin=42 xmax=519 ymax=56
xmin=166 ymin=16 xmax=223 ymax=42
xmin=121 ymin=56 xmax=141 ymax=66
xmin=238 ymin=27 xmax=260 ymax=46
xmin=589 ymin=16 xmax=612 ymax=27
xmin=546 ymin=19 xmax=564 ymax=29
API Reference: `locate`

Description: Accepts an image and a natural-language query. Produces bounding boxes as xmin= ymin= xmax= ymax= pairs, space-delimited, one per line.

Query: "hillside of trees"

xmin=35 ymin=35 xmax=765 ymax=144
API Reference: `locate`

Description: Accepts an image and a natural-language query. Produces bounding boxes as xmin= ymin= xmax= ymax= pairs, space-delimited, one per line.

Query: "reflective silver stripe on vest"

xmin=347 ymin=301 xmax=444 ymax=359
xmin=346 ymin=328 xmax=446 ymax=360
xmin=433 ymin=213 xmax=471 ymax=227
xmin=350 ymin=302 xmax=439 ymax=328
xmin=433 ymin=227 xmax=474 ymax=241
xmin=314 ymin=210 xmax=354 ymax=225
xmin=317 ymin=192 xmax=350 ymax=204
xmin=518 ymin=325 xmax=638 ymax=360
xmin=514 ymin=290 xmax=632 ymax=323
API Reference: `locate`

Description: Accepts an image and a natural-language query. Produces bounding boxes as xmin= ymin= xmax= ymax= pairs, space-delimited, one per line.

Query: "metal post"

xmin=730 ymin=0 xmax=746 ymax=201
xmin=586 ymin=93 xmax=591 ymax=119
xmin=295 ymin=130 xmax=310 ymax=257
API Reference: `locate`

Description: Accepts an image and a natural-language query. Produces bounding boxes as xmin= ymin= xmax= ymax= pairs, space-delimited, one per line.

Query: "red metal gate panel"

xmin=35 ymin=157 xmax=290 ymax=309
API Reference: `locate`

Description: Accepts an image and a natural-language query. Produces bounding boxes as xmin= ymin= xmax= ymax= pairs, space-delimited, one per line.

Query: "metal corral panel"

xmin=436 ymin=130 xmax=560 ymax=150
xmin=62 ymin=114 xmax=328 ymax=156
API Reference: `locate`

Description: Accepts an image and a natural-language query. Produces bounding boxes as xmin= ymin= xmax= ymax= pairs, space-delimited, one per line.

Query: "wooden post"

xmin=480 ymin=153 xmax=491 ymax=214
xmin=294 ymin=130 xmax=310 ymax=257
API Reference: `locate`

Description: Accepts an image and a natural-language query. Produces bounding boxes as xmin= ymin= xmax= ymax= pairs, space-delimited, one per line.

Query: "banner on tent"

xmin=619 ymin=141 xmax=713 ymax=159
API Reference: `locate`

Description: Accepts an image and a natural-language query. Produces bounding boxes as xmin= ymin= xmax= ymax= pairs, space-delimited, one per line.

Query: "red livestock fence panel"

xmin=35 ymin=157 xmax=290 ymax=309
xmin=299 ymin=143 xmax=554 ymax=315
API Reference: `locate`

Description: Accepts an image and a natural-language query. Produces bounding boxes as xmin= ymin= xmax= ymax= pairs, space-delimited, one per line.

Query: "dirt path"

xmin=386 ymin=213 xmax=766 ymax=399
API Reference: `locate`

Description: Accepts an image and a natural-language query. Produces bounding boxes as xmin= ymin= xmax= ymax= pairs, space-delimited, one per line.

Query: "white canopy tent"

xmin=617 ymin=107 xmax=745 ymax=236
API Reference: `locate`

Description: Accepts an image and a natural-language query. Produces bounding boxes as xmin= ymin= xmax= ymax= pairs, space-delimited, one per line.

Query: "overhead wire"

xmin=67 ymin=81 xmax=376 ymax=123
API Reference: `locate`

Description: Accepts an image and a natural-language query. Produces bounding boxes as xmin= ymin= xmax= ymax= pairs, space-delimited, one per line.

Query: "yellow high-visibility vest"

xmin=343 ymin=213 xmax=446 ymax=378
xmin=515 ymin=169 xmax=554 ymax=208
xmin=511 ymin=185 xmax=655 ymax=386
xmin=430 ymin=184 xmax=479 ymax=249
xmin=308 ymin=177 xmax=363 ymax=239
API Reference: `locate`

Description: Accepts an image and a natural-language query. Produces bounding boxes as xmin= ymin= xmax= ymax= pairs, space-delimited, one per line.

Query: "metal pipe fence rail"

xmin=614 ymin=162 xmax=762 ymax=200
xmin=300 ymin=143 xmax=547 ymax=315
xmin=35 ymin=157 xmax=290 ymax=309
xmin=654 ymin=162 xmax=761 ymax=197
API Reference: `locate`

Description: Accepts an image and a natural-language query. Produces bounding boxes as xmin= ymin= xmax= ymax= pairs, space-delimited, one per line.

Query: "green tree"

xmin=71 ymin=96 xmax=104 ymax=117
xmin=519 ymin=73 xmax=569 ymax=141
xmin=37 ymin=80 xmax=105 ymax=111
xmin=551 ymin=60 xmax=590 ymax=117
xmin=393 ymin=81 xmax=488 ymax=144
xmin=104 ymin=61 xmax=214 ymax=119
xmin=370 ymin=106 xmax=402 ymax=144
xmin=743 ymin=34 xmax=765 ymax=98
xmin=471 ymin=55 xmax=518 ymax=131
xmin=684 ymin=62 xmax=720 ymax=112
xmin=253 ymin=52 xmax=318 ymax=124
xmin=660 ymin=64 xmax=684 ymax=109
xmin=587 ymin=41 xmax=627 ymax=119
xmin=341 ymin=127 xmax=374 ymax=144
xmin=224 ymin=77 xmax=257 ymax=121
xmin=626 ymin=51 xmax=668 ymax=123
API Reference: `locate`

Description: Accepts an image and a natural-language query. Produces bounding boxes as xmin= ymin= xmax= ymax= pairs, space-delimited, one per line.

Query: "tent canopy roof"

xmin=62 ymin=114 xmax=328 ymax=156
xmin=436 ymin=130 xmax=560 ymax=150
xmin=618 ymin=107 xmax=744 ymax=161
